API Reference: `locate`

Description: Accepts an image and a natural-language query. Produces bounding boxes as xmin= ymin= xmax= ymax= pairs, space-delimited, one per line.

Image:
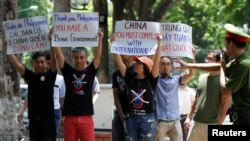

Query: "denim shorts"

xmin=125 ymin=113 xmax=155 ymax=141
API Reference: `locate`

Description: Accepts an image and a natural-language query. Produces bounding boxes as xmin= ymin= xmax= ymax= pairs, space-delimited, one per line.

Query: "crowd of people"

xmin=5 ymin=23 xmax=250 ymax=141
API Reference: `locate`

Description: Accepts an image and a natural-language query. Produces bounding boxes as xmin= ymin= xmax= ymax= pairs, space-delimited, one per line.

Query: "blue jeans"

xmin=54 ymin=109 xmax=61 ymax=136
xmin=112 ymin=111 xmax=126 ymax=141
xmin=125 ymin=113 xmax=155 ymax=141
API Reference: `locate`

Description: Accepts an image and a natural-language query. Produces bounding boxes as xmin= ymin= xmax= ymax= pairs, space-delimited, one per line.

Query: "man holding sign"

xmin=8 ymin=46 xmax=57 ymax=141
xmin=53 ymin=30 xmax=103 ymax=141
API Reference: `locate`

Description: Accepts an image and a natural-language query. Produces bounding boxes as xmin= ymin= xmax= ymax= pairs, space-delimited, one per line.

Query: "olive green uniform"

xmin=226 ymin=53 xmax=250 ymax=124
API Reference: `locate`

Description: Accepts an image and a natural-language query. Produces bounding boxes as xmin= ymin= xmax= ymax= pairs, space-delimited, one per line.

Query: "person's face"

xmin=134 ymin=60 xmax=144 ymax=74
xmin=205 ymin=52 xmax=217 ymax=63
xmin=32 ymin=56 xmax=47 ymax=74
xmin=224 ymin=39 xmax=233 ymax=57
xmin=73 ymin=51 xmax=87 ymax=71
xmin=159 ymin=57 xmax=172 ymax=77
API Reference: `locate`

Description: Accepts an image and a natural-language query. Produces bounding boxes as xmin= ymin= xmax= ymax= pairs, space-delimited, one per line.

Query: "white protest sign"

xmin=111 ymin=21 xmax=160 ymax=55
xmin=3 ymin=16 xmax=49 ymax=54
xmin=52 ymin=12 xmax=99 ymax=47
xmin=161 ymin=23 xmax=193 ymax=59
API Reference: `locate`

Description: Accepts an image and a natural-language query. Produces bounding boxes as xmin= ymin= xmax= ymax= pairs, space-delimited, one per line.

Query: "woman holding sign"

xmin=53 ymin=30 xmax=103 ymax=141
xmin=112 ymin=33 xmax=162 ymax=141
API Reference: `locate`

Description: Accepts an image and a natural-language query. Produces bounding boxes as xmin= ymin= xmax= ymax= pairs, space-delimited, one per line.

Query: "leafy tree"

xmin=18 ymin=0 xmax=52 ymax=19
xmin=0 ymin=0 xmax=21 ymax=137
xmin=165 ymin=0 xmax=250 ymax=87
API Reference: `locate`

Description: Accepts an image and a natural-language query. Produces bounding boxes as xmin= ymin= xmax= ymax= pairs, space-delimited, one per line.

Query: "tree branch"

xmin=150 ymin=0 xmax=180 ymax=21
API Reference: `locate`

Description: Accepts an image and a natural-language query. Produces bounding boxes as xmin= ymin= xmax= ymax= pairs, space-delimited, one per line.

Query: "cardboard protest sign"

xmin=3 ymin=16 xmax=49 ymax=54
xmin=52 ymin=12 xmax=99 ymax=47
xmin=161 ymin=23 xmax=193 ymax=59
xmin=111 ymin=21 xmax=160 ymax=55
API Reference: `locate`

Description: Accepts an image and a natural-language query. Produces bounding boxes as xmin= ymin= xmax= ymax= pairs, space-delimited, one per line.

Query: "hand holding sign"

xmin=111 ymin=21 xmax=160 ymax=56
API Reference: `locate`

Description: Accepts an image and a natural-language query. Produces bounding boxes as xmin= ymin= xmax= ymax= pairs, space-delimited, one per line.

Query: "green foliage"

xmin=18 ymin=0 xmax=53 ymax=68
xmin=18 ymin=0 xmax=52 ymax=19
xmin=165 ymin=0 xmax=250 ymax=88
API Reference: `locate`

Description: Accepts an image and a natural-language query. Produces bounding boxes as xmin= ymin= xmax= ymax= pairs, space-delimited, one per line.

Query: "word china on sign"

xmin=3 ymin=16 xmax=50 ymax=54
xmin=161 ymin=23 xmax=193 ymax=59
xmin=111 ymin=21 xmax=160 ymax=56
xmin=52 ymin=12 xmax=99 ymax=47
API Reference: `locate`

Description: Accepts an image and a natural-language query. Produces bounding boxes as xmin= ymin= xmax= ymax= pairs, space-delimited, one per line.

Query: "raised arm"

xmin=54 ymin=47 xmax=65 ymax=69
xmin=111 ymin=35 xmax=126 ymax=77
xmin=93 ymin=31 xmax=104 ymax=69
xmin=3 ymin=39 xmax=25 ymax=75
xmin=180 ymin=48 xmax=196 ymax=84
xmin=185 ymin=63 xmax=220 ymax=72
xmin=151 ymin=33 xmax=162 ymax=78
xmin=8 ymin=54 xmax=25 ymax=75
xmin=50 ymin=47 xmax=57 ymax=72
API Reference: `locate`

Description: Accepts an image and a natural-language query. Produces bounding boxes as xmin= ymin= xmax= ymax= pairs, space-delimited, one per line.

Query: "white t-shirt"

xmin=178 ymin=86 xmax=195 ymax=115
xmin=92 ymin=76 xmax=100 ymax=95
xmin=53 ymin=74 xmax=66 ymax=109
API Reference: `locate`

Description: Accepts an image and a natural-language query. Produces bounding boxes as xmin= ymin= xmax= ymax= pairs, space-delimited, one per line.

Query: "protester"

xmin=112 ymin=55 xmax=134 ymax=141
xmin=220 ymin=23 xmax=250 ymax=125
xmin=178 ymin=82 xmax=195 ymax=141
xmin=112 ymin=33 xmax=162 ymax=141
xmin=182 ymin=50 xmax=230 ymax=141
xmin=17 ymin=51 xmax=66 ymax=137
xmin=153 ymin=52 xmax=195 ymax=141
xmin=8 ymin=48 xmax=57 ymax=141
xmin=53 ymin=30 xmax=103 ymax=141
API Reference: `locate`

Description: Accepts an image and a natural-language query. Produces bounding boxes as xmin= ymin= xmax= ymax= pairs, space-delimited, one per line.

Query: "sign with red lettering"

xmin=3 ymin=16 xmax=49 ymax=54
xmin=52 ymin=12 xmax=99 ymax=47
xmin=161 ymin=23 xmax=193 ymax=59
xmin=111 ymin=21 xmax=160 ymax=55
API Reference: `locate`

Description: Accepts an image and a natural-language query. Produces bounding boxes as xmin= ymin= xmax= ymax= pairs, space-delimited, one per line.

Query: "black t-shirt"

xmin=125 ymin=69 xmax=158 ymax=115
xmin=23 ymin=69 xmax=57 ymax=119
xmin=61 ymin=61 xmax=97 ymax=116
xmin=112 ymin=65 xmax=134 ymax=115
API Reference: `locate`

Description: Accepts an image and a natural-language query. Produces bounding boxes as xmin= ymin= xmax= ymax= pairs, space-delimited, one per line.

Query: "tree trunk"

xmin=0 ymin=0 xmax=23 ymax=138
xmin=93 ymin=0 xmax=109 ymax=83
xmin=54 ymin=0 xmax=72 ymax=65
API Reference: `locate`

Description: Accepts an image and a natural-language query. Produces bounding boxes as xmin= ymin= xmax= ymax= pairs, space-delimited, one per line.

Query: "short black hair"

xmin=31 ymin=51 xmax=46 ymax=60
xmin=160 ymin=56 xmax=173 ymax=66
xmin=208 ymin=49 xmax=221 ymax=62
xmin=72 ymin=47 xmax=88 ymax=56
xmin=44 ymin=50 xmax=50 ymax=61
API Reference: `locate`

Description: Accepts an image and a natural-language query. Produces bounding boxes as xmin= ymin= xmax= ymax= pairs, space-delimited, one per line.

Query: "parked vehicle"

xmin=19 ymin=84 xmax=29 ymax=130
xmin=20 ymin=84 xmax=28 ymax=100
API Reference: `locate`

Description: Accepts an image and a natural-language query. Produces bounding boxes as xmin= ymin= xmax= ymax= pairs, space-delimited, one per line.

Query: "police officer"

xmin=220 ymin=23 xmax=250 ymax=125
